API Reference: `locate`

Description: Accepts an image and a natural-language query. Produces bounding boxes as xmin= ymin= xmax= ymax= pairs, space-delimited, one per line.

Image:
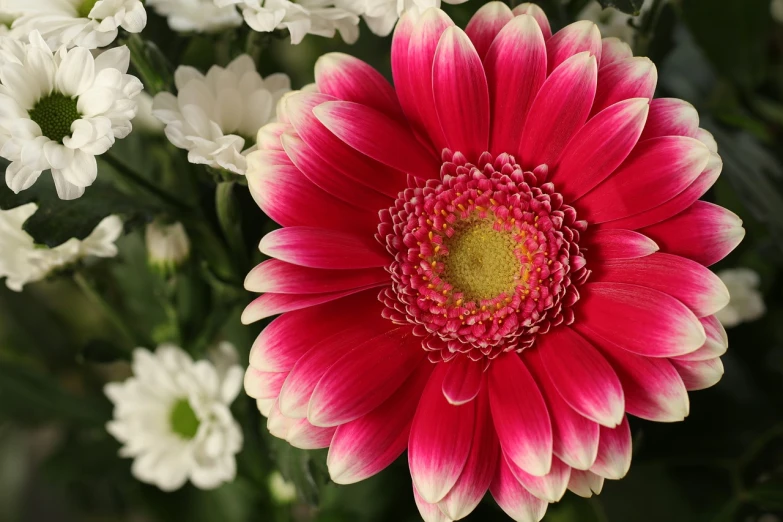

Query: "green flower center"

xmin=28 ymin=93 xmax=80 ymax=144
xmin=77 ymin=0 xmax=99 ymax=18
xmin=169 ymin=398 xmax=200 ymax=440
xmin=442 ymin=220 xmax=522 ymax=302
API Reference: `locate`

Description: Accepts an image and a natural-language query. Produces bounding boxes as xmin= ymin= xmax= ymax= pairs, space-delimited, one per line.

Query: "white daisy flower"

xmin=361 ymin=0 xmax=465 ymax=37
xmin=7 ymin=0 xmax=146 ymax=50
xmin=216 ymin=0 xmax=361 ymax=44
xmin=146 ymin=0 xmax=242 ymax=33
xmin=0 ymin=202 xmax=123 ymax=291
xmin=715 ymin=268 xmax=766 ymax=328
xmin=0 ymin=32 xmax=142 ymax=200
xmin=145 ymin=220 xmax=190 ymax=273
xmin=152 ymin=54 xmax=290 ymax=175
xmin=104 ymin=343 xmax=244 ymax=492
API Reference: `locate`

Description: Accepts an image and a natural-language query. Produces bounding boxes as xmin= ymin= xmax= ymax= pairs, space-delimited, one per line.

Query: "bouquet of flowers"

xmin=1 ymin=0 xmax=782 ymax=521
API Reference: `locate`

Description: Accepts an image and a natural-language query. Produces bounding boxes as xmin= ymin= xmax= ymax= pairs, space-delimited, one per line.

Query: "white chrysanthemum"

xmin=361 ymin=0 xmax=464 ymax=37
xmin=145 ymin=220 xmax=190 ymax=272
xmin=7 ymin=0 xmax=145 ymax=50
xmin=577 ymin=0 xmax=652 ymax=45
xmin=0 ymin=32 xmax=142 ymax=200
xmin=0 ymin=202 xmax=122 ymax=291
xmin=105 ymin=344 xmax=244 ymax=491
xmin=715 ymin=268 xmax=766 ymax=328
xmin=152 ymin=54 xmax=290 ymax=174
xmin=146 ymin=0 xmax=241 ymax=32
xmin=216 ymin=0 xmax=362 ymax=44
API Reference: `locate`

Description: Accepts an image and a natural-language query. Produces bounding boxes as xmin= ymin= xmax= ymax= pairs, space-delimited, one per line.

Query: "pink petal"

xmin=588 ymin=333 xmax=690 ymax=422
xmin=244 ymin=369 xmax=287 ymax=399
xmin=414 ymin=485 xmax=452 ymax=522
xmin=285 ymin=92 xmax=408 ymax=196
xmin=577 ymin=282 xmax=706 ymax=357
xmin=245 ymin=259 xmax=388 ymax=294
xmin=519 ymin=52 xmax=597 ymax=169
xmin=407 ymin=8 xmax=455 ymax=152
xmin=585 ymin=229 xmax=659 ymax=260
xmin=308 ymin=330 xmax=425 ymax=427
xmin=489 ymin=353 xmax=553 ymax=476
xmin=246 ymin=150 xmax=375 ymax=235
xmin=598 ymin=253 xmax=730 ymax=317
xmin=485 ymin=14 xmax=547 ymax=156
xmin=278 ymin=312 xmax=399 ymax=418
xmin=526 ymin=350 xmax=600 ymax=470
xmin=537 ymin=327 xmax=625 ymax=428
xmin=675 ymin=316 xmax=728 ymax=362
xmin=600 ymin=37 xmax=632 ymax=69
xmin=241 ymin=287 xmax=380 ymax=324
xmin=506 ymin=454 xmax=571 ymax=503
xmin=392 ymin=13 xmax=423 ymax=140
xmin=438 ymin=384 xmax=499 ymax=520
xmin=590 ymin=416 xmax=632 ymax=480
xmin=546 ymin=20 xmax=601 ymax=74
xmin=577 ymin=136 xmax=710 ymax=224
xmin=313 ymin=101 xmax=439 ymax=179
xmin=552 ymin=98 xmax=649 ymax=200
xmin=409 ymin=363 xmax=475 ymax=504
xmin=314 ymin=52 xmax=403 ymax=119
xmin=433 ymin=26 xmax=490 ymax=161
xmin=512 ymin=3 xmax=552 ymax=39
xmin=282 ymin=132 xmax=393 ymax=212
xmin=267 ymin=400 xmax=297 ymax=440
xmin=490 ymin=456 xmax=549 ymax=522
xmin=640 ymin=98 xmax=700 ymax=140
xmin=591 ymin=57 xmax=657 ymax=116
xmin=441 ymin=354 xmax=484 ymax=405
xmin=259 ymin=227 xmax=389 ymax=269
xmin=567 ymin=469 xmax=604 ymax=498
xmin=464 ymin=1 xmax=514 ymax=60
xmin=328 ymin=363 xmax=433 ymax=484
xmin=601 ymin=152 xmax=723 ymax=230
xmin=248 ymin=289 xmax=384 ymax=373
xmin=286 ymin=419 xmax=336 ymax=450
xmin=672 ymin=358 xmax=725 ymax=391
xmin=639 ymin=201 xmax=745 ymax=266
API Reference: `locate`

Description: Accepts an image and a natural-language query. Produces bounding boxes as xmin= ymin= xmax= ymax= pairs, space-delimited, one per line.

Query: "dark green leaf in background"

xmin=597 ymin=0 xmax=645 ymax=15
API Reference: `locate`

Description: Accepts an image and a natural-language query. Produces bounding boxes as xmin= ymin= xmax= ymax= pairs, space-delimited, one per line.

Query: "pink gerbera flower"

xmin=242 ymin=2 xmax=744 ymax=521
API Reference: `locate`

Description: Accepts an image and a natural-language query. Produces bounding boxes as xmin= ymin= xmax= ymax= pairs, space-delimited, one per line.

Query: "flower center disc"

xmin=170 ymin=398 xmax=200 ymax=439
xmin=77 ymin=0 xmax=99 ymax=18
xmin=443 ymin=220 xmax=521 ymax=302
xmin=28 ymin=93 xmax=80 ymax=143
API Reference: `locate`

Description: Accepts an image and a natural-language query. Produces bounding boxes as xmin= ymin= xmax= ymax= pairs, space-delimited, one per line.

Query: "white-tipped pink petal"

xmin=640 ymin=98 xmax=700 ymax=140
xmin=433 ymin=26 xmax=490 ymax=161
xmin=585 ymin=229 xmax=659 ymax=260
xmin=672 ymin=358 xmax=725 ymax=391
xmin=464 ymin=1 xmax=514 ymax=60
xmin=442 ymin=354 xmax=484 ymax=405
xmin=437 ymin=384 xmax=499 ymax=520
xmin=490 ymin=456 xmax=548 ymax=522
xmin=506 ymin=455 xmax=571 ymax=503
xmin=286 ymin=420 xmax=336 ymax=450
xmin=546 ymin=20 xmax=601 ymax=73
xmin=489 ymin=353 xmax=553 ymax=477
xmin=592 ymin=57 xmax=657 ymax=115
xmin=414 ymin=485 xmax=453 ymax=522
xmin=308 ymin=331 xmax=425 ymax=427
xmin=538 ymin=327 xmax=625 ymax=428
xmin=392 ymin=13 xmax=421 ymax=139
xmin=640 ymin=201 xmax=745 ymax=266
xmin=577 ymin=282 xmax=706 ymax=357
xmin=590 ymin=417 xmax=632 ymax=480
xmin=485 ymin=14 xmax=547 ymax=156
xmin=328 ymin=363 xmax=432 ymax=484
xmin=600 ymin=37 xmax=632 ymax=68
xmin=675 ymin=316 xmax=728 ymax=362
xmin=519 ymin=52 xmax=597 ymax=169
xmin=567 ymin=469 xmax=605 ymax=498
xmin=244 ymin=369 xmax=287 ymax=399
xmin=259 ymin=227 xmax=389 ymax=269
xmin=314 ymin=52 xmax=403 ymax=118
xmin=245 ymin=259 xmax=387 ymax=294
xmin=409 ymin=364 xmax=475 ymax=504
xmin=512 ymin=3 xmax=552 ymax=39
xmin=313 ymin=101 xmax=439 ymax=179
xmin=599 ymin=253 xmax=730 ymax=317
xmin=552 ymin=98 xmax=650 ymax=199
xmin=241 ymin=288 xmax=377 ymax=324
xmin=577 ymin=136 xmax=710 ymax=224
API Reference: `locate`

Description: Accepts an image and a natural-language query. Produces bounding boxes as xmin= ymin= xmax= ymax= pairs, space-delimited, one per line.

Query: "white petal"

xmin=94 ymin=46 xmax=130 ymax=74
xmin=51 ymin=170 xmax=86 ymax=200
xmin=43 ymin=141 xmax=74 ymax=169
xmin=5 ymin=162 xmax=42 ymax=193
xmin=55 ymin=48 xmax=95 ymax=97
xmin=59 ymin=149 xmax=97 ymax=187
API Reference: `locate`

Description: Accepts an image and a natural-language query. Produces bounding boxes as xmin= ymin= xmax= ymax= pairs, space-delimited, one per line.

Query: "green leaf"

xmin=266 ymin=434 xmax=328 ymax=506
xmin=597 ymin=0 xmax=645 ymax=15
xmin=745 ymin=479 xmax=783 ymax=510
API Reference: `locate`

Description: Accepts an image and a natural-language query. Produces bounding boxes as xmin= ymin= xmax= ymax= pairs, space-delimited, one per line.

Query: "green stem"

xmin=73 ymin=273 xmax=136 ymax=350
xmin=101 ymin=153 xmax=191 ymax=212
xmin=125 ymin=34 xmax=170 ymax=95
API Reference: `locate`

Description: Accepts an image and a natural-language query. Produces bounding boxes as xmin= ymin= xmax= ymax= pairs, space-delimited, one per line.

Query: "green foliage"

xmin=597 ymin=0 xmax=645 ymax=15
